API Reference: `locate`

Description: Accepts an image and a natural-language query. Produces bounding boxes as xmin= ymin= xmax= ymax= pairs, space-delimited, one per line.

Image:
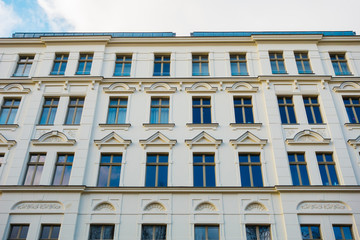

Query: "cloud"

xmin=0 ymin=1 xmax=21 ymax=37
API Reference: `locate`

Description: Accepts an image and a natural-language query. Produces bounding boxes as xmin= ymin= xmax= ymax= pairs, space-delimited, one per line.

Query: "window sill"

xmin=99 ymin=123 xmax=131 ymax=131
xmin=231 ymin=74 xmax=249 ymax=77
xmin=344 ymin=123 xmax=360 ymax=130
xmin=0 ymin=124 xmax=19 ymax=131
xmin=335 ymin=73 xmax=353 ymax=76
xmin=309 ymin=123 xmax=327 ymax=125
xmin=230 ymin=123 xmax=262 ymax=130
xmin=143 ymin=123 xmax=175 ymax=130
xmin=186 ymin=123 xmax=219 ymax=130
xmin=272 ymin=72 xmax=288 ymax=75
xmin=113 ymin=75 xmax=130 ymax=77
xmin=282 ymin=123 xmax=299 ymax=125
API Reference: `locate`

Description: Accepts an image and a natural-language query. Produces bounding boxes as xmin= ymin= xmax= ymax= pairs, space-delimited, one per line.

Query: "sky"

xmin=0 ymin=0 xmax=360 ymax=37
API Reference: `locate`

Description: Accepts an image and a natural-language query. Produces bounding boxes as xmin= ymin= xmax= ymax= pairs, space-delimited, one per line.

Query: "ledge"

xmin=344 ymin=123 xmax=360 ymax=130
xmin=230 ymin=123 xmax=262 ymax=130
xmin=99 ymin=123 xmax=131 ymax=131
xmin=143 ymin=123 xmax=175 ymax=130
xmin=0 ymin=124 xmax=19 ymax=131
xmin=186 ymin=123 xmax=219 ymax=130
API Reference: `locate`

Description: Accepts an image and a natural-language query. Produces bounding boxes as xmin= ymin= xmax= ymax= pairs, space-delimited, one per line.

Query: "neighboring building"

xmin=0 ymin=31 xmax=359 ymax=240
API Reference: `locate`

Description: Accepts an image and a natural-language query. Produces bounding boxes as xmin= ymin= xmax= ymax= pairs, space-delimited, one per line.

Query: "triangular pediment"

xmin=286 ymin=130 xmax=330 ymax=145
xmin=94 ymin=132 xmax=131 ymax=149
xmin=139 ymin=132 xmax=176 ymax=149
xmin=32 ymin=131 xmax=75 ymax=146
xmin=185 ymin=131 xmax=222 ymax=149
xmin=230 ymin=131 xmax=267 ymax=149
xmin=0 ymin=133 xmax=16 ymax=149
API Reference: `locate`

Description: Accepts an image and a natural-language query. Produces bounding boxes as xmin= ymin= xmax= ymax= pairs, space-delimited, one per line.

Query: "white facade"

xmin=0 ymin=31 xmax=359 ymax=239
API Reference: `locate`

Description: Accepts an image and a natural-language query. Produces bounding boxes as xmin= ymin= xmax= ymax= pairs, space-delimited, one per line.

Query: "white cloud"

xmin=38 ymin=0 xmax=360 ymax=36
xmin=0 ymin=1 xmax=21 ymax=37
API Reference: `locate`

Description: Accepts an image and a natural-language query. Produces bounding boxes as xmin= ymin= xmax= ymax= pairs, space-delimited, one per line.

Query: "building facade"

xmin=0 ymin=31 xmax=359 ymax=239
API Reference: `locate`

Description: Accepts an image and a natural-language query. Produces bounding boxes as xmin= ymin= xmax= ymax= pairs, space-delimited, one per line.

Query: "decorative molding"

xmin=93 ymin=202 xmax=116 ymax=212
xmin=195 ymin=202 xmax=217 ymax=212
xmin=333 ymin=81 xmax=360 ymax=92
xmin=0 ymin=83 xmax=31 ymax=94
xmin=186 ymin=82 xmax=218 ymax=93
xmin=94 ymin=132 xmax=131 ymax=149
xmin=103 ymin=83 xmax=135 ymax=93
xmin=286 ymin=130 xmax=330 ymax=145
xmin=143 ymin=123 xmax=175 ymax=131
xmin=245 ymin=202 xmax=267 ymax=212
xmin=99 ymin=123 xmax=131 ymax=131
xmin=144 ymin=202 xmax=166 ymax=212
xmin=185 ymin=131 xmax=222 ymax=149
xmin=0 ymin=133 xmax=16 ymax=149
xmin=144 ymin=82 xmax=177 ymax=93
xmin=226 ymin=82 xmax=259 ymax=93
xmin=186 ymin=123 xmax=219 ymax=130
xmin=230 ymin=131 xmax=267 ymax=149
xmin=348 ymin=135 xmax=360 ymax=149
xmin=230 ymin=123 xmax=262 ymax=130
xmin=139 ymin=131 xmax=176 ymax=149
xmin=12 ymin=201 xmax=64 ymax=211
xmin=32 ymin=131 xmax=75 ymax=146
xmin=297 ymin=201 xmax=349 ymax=211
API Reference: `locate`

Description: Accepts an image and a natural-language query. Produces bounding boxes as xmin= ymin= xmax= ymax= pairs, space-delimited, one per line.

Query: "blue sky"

xmin=1 ymin=0 xmax=360 ymax=37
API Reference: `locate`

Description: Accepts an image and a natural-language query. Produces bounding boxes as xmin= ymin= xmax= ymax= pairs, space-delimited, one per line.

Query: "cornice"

xmin=252 ymin=34 xmax=323 ymax=42
xmin=258 ymin=75 xmax=332 ymax=81
xmin=41 ymin=36 xmax=111 ymax=44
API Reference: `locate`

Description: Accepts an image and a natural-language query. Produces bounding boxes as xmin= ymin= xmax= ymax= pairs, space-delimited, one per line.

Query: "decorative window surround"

xmin=0 ymin=83 xmax=31 ymax=94
xmin=99 ymin=123 xmax=131 ymax=131
xmin=225 ymin=82 xmax=258 ymax=93
xmin=185 ymin=82 xmax=217 ymax=93
xmin=0 ymin=133 xmax=16 ymax=149
xmin=94 ymin=131 xmax=131 ymax=149
xmin=185 ymin=131 xmax=222 ymax=149
xmin=186 ymin=123 xmax=219 ymax=130
xmin=31 ymin=130 xmax=75 ymax=146
xmin=333 ymin=81 xmax=360 ymax=92
xmin=144 ymin=82 xmax=176 ymax=93
xmin=195 ymin=202 xmax=218 ymax=212
xmin=229 ymin=123 xmax=262 ymax=130
xmin=103 ymin=83 xmax=135 ymax=94
xmin=0 ymin=124 xmax=19 ymax=131
xmin=286 ymin=130 xmax=330 ymax=145
xmin=244 ymin=202 xmax=268 ymax=212
xmin=93 ymin=202 xmax=116 ymax=212
xmin=348 ymin=136 xmax=360 ymax=149
xmin=139 ymin=131 xmax=176 ymax=149
xmin=230 ymin=131 xmax=267 ymax=149
xmin=143 ymin=201 xmax=167 ymax=212
xmin=143 ymin=123 xmax=175 ymax=130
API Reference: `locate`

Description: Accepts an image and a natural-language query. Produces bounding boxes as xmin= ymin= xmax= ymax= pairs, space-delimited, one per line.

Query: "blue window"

xmin=192 ymin=54 xmax=209 ymax=76
xmin=107 ymin=98 xmax=127 ymax=124
xmin=0 ymin=98 xmax=20 ymax=124
xmin=269 ymin=52 xmax=286 ymax=74
xmin=343 ymin=97 xmax=360 ymax=124
xmin=39 ymin=98 xmax=59 ymax=125
xmin=278 ymin=97 xmax=297 ymax=124
xmin=89 ymin=225 xmax=114 ymax=240
xmin=192 ymin=97 xmax=211 ymax=124
xmin=40 ymin=225 xmax=61 ymax=240
xmin=300 ymin=225 xmax=321 ymax=240
xmin=141 ymin=225 xmax=166 ymax=240
xmin=153 ymin=55 xmax=170 ymax=76
xmin=195 ymin=225 xmax=219 ymax=240
xmin=239 ymin=154 xmax=263 ymax=187
xmin=52 ymin=154 xmax=73 ymax=185
xmin=65 ymin=97 xmax=84 ymax=124
xmin=50 ymin=54 xmax=68 ymax=75
xmin=114 ymin=55 xmax=132 ymax=76
xmin=24 ymin=154 xmax=45 ymax=185
xmin=76 ymin=53 xmax=93 ymax=75
xmin=316 ymin=153 xmax=339 ymax=186
xmin=97 ymin=154 xmax=122 ymax=187
xmin=303 ymin=97 xmax=323 ymax=124
xmin=288 ymin=153 xmax=310 ymax=186
xmin=333 ymin=225 xmax=353 ymax=240
xmin=193 ymin=154 xmax=216 ymax=187
xmin=246 ymin=225 xmax=271 ymax=240
xmin=8 ymin=225 xmax=29 ymax=240
xmin=330 ymin=53 xmax=351 ymax=75
xmin=230 ymin=54 xmax=248 ymax=76
xmin=145 ymin=154 xmax=168 ymax=187
xmin=234 ymin=97 xmax=254 ymax=124
xmin=150 ymin=98 xmax=169 ymax=124
xmin=13 ymin=55 xmax=34 ymax=77
xmin=295 ymin=52 xmax=312 ymax=74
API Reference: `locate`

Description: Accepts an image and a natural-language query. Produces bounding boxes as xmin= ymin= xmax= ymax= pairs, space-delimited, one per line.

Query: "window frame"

xmin=39 ymin=97 xmax=59 ymax=125
xmin=245 ymin=225 xmax=271 ymax=240
xmin=141 ymin=224 xmax=167 ymax=240
xmin=239 ymin=153 xmax=263 ymax=187
xmin=230 ymin=53 xmax=248 ymax=76
xmin=114 ymin=54 xmax=132 ymax=76
xmin=149 ymin=97 xmax=170 ymax=124
xmin=288 ymin=153 xmax=310 ymax=186
xmin=303 ymin=96 xmax=323 ymax=124
xmin=76 ymin=53 xmax=93 ymax=75
xmin=269 ymin=52 xmax=286 ymax=74
xmin=233 ymin=96 xmax=254 ymax=124
xmin=23 ymin=153 xmax=46 ymax=185
xmin=52 ymin=153 xmax=74 ymax=186
xmin=39 ymin=224 xmax=61 ymax=240
xmin=88 ymin=224 xmax=114 ymax=240
xmin=97 ymin=154 xmax=122 ymax=187
xmin=294 ymin=52 xmax=313 ymax=74
xmin=7 ymin=224 xmax=29 ymax=240
xmin=193 ymin=153 xmax=216 ymax=187
xmin=106 ymin=97 xmax=128 ymax=124
xmin=192 ymin=54 xmax=209 ymax=76
xmin=145 ymin=153 xmax=168 ymax=187
xmin=194 ymin=224 xmax=219 ymax=240
xmin=278 ymin=96 xmax=297 ymax=124
xmin=192 ymin=97 xmax=212 ymax=124
xmin=300 ymin=225 xmax=321 ymax=240
xmin=0 ymin=98 xmax=21 ymax=125
xmin=316 ymin=153 xmax=339 ymax=186
xmin=332 ymin=225 xmax=354 ymax=240
xmin=65 ymin=97 xmax=84 ymax=125
xmin=343 ymin=96 xmax=360 ymax=124
xmin=153 ymin=54 xmax=171 ymax=76
xmin=50 ymin=53 xmax=68 ymax=75
xmin=13 ymin=55 xmax=34 ymax=77
xmin=330 ymin=53 xmax=351 ymax=76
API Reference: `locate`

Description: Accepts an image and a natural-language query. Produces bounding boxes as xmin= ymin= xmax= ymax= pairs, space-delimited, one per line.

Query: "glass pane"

xmin=163 ymin=63 xmax=170 ymax=76
xmin=142 ymin=225 xmax=153 ymax=240
xmin=147 ymin=155 xmax=157 ymax=163
xmin=346 ymin=107 xmax=356 ymax=123
xmin=117 ymin=108 xmax=127 ymax=124
xmin=109 ymin=166 xmax=121 ymax=187
xmin=14 ymin=64 xmax=25 ymax=76
xmin=340 ymin=62 xmax=350 ymax=74
xmin=7 ymin=109 xmax=18 ymax=124
xmin=101 ymin=155 xmax=111 ymax=163
xmin=107 ymin=107 xmax=117 ymax=124
xmin=195 ymin=226 xmax=206 ymax=240
xmin=114 ymin=63 xmax=123 ymax=75
xmin=160 ymin=108 xmax=169 ymax=124
xmin=24 ymin=166 xmax=35 ymax=185
xmin=297 ymin=154 xmax=305 ymax=162
xmin=296 ymin=61 xmax=304 ymax=73
xmin=153 ymin=63 xmax=161 ymax=76
xmin=19 ymin=226 xmax=29 ymax=238
xmin=239 ymin=155 xmax=248 ymax=163
xmin=287 ymin=106 xmax=297 ymax=123
xmin=319 ymin=165 xmax=329 ymax=185
xmin=252 ymin=165 xmax=263 ymax=187
xmin=150 ymin=108 xmax=160 ymax=124
xmin=203 ymin=108 xmax=211 ymax=123
xmin=250 ymin=154 xmax=260 ymax=163
xmin=97 ymin=166 xmax=110 ymax=187
xmin=60 ymin=62 xmax=67 ymax=74
xmin=299 ymin=165 xmax=310 ymax=185
xmin=193 ymin=166 xmax=204 ymax=187
xmin=301 ymin=226 xmax=310 ymax=239
xmin=41 ymin=225 xmax=51 ymax=238
xmin=85 ymin=62 xmax=92 ymax=74
xmin=279 ymin=106 xmax=288 ymax=124
xmin=65 ymin=107 xmax=75 ymax=124
xmin=193 ymin=107 xmax=201 ymax=123
xmin=9 ymin=226 xmax=20 ymax=238
xmin=0 ymin=108 xmax=9 ymax=124
xmin=208 ymin=226 xmax=219 ymax=240
xmin=305 ymin=106 xmax=315 ymax=124
xmin=205 ymin=155 xmax=214 ymax=163
xmin=74 ymin=107 xmax=83 ymax=124
xmin=234 ymin=107 xmax=244 ymax=123
xmin=113 ymin=155 xmax=122 ymax=163
xmin=240 ymin=165 xmax=251 ymax=187
xmin=48 ymin=107 xmax=57 ymax=124
xmin=145 ymin=166 xmax=156 ymax=187
xmin=52 ymin=166 xmax=63 ymax=185
xmin=290 ymin=165 xmax=300 ymax=186
xmin=193 ymin=155 xmax=203 ymax=163
xmin=90 ymin=225 xmax=102 ymax=239
xmin=155 ymin=225 xmax=167 ymax=239
xmin=158 ymin=166 xmax=168 ymax=187
xmin=231 ymin=62 xmax=239 ymax=75
xmin=62 ymin=165 xmax=72 ymax=185
xmin=159 ymin=155 xmax=168 ymax=163
xmin=52 ymin=62 xmax=60 ymax=73
xmin=67 ymin=155 xmax=74 ymax=163
xmin=246 ymin=226 xmax=257 ymax=240
xmin=240 ymin=62 xmax=248 ymax=75
xmin=51 ymin=226 xmax=61 ymax=238
xmin=103 ymin=226 xmax=114 ymax=239
xmin=311 ymin=226 xmax=321 ymax=239
xmin=328 ymin=165 xmax=339 ymax=185
xmin=303 ymin=61 xmax=311 ymax=72
xmin=343 ymin=226 xmax=353 ymax=239
xmin=202 ymin=99 xmax=210 ymax=105
xmin=259 ymin=226 xmax=271 ymax=240
xmin=313 ymin=106 xmax=323 ymax=123
xmin=193 ymin=62 xmax=200 ymax=75
xmin=205 ymin=165 xmax=216 ymax=187
xmin=270 ymin=61 xmax=278 ymax=73
xmin=77 ymin=62 xmax=84 ymax=74
xmin=333 ymin=226 xmax=342 ymax=239
xmin=123 ymin=63 xmax=131 ymax=76
xmin=33 ymin=166 xmax=43 ymax=185
xmin=288 ymin=154 xmax=295 ymax=162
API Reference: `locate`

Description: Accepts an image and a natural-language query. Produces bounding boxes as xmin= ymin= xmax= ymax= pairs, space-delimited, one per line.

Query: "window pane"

xmin=246 ymin=226 xmax=257 ymax=240
xmin=319 ymin=165 xmax=329 ymax=185
xmin=145 ymin=165 xmax=156 ymax=187
xmin=234 ymin=107 xmax=244 ymax=123
xmin=154 ymin=63 xmax=161 ymax=76
xmin=194 ymin=165 xmax=204 ymax=187
xmin=74 ymin=107 xmax=83 ymax=124
xmin=150 ymin=108 xmax=160 ymax=123
xmin=299 ymin=165 xmax=310 ymax=185
xmin=109 ymin=166 xmax=121 ymax=187
xmin=279 ymin=106 xmax=288 ymax=123
xmin=195 ymin=226 xmax=206 ymax=240
xmin=48 ymin=108 xmax=57 ymax=124
xmin=288 ymin=106 xmax=296 ymax=123
xmin=62 ymin=165 xmax=72 ymax=185
xmin=252 ymin=165 xmax=263 ymax=187
xmin=33 ymin=166 xmax=43 ymax=185
xmin=158 ymin=166 xmax=168 ymax=187
xmin=193 ymin=107 xmax=201 ymax=123
xmin=117 ymin=108 xmax=127 ymax=124
xmin=23 ymin=166 xmax=35 ymax=185
xmin=240 ymin=165 xmax=251 ymax=187
xmin=244 ymin=107 xmax=254 ymax=123
xmin=163 ymin=63 xmax=170 ymax=75
xmin=208 ymin=226 xmax=219 ymax=240
xmin=333 ymin=226 xmax=342 ymax=239
xmin=52 ymin=166 xmax=63 ymax=185
xmin=328 ymin=165 xmax=339 ymax=185
xmin=290 ymin=165 xmax=300 ymax=186
xmin=107 ymin=107 xmax=117 ymax=124
xmin=98 ymin=166 xmax=110 ymax=187
xmin=311 ymin=226 xmax=321 ymax=239
xmin=305 ymin=107 xmax=315 ymax=124
xmin=160 ymin=108 xmax=169 ymax=124
xmin=203 ymin=108 xmax=211 ymax=123
xmin=7 ymin=109 xmax=17 ymax=124
xmin=343 ymin=226 xmax=353 ymax=239
xmin=205 ymin=165 xmax=216 ymax=187
xmin=65 ymin=107 xmax=75 ymax=124
xmin=193 ymin=62 xmax=200 ymax=75
xmin=123 ymin=63 xmax=131 ymax=76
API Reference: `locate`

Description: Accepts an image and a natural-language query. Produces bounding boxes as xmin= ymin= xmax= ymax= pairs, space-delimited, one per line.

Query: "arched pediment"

xmin=94 ymin=132 xmax=131 ymax=149
xmin=93 ymin=202 xmax=116 ymax=212
xmin=333 ymin=81 xmax=360 ymax=92
xmin=32 ymin=131 xmax=75 ymax=146
xmin=0 ymin=83 xmax=30 ymax=94
xmin=245 ymin=202 xmax=268 ymax=212
xmin=144 ymin=202 xmax=166 ymax=212
xmin=185 ymin=131 xmax=222 ymax=149
xmin=139 ymin=131 xmax=176 ymax=149
xmin=230 ymin=131 xmax=267 ymax=149
xmin=286 ymin=130 xmax=330 ymax=145
xmin=195 ymin=202 xmax=217 ymax=212
xmin=144 ymin=82 xmax=176 ymax=93
xmin=226 ymin=82 xmax=258 ymax=93
xmin=186 ymin=82 xmax=217 ymax=93
xmin=103 ymin=83 xmax=135 ymax=93
xmin=0 ymin=133 xmax=16 ymax=149
xmin=348 ymin=135 xmax=360 ymax=149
